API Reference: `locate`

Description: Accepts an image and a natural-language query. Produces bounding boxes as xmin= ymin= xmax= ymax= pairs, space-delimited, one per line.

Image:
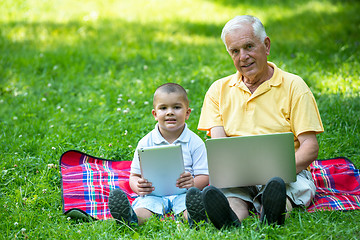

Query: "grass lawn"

xmin=1 ymin=0 xmax=360 ymax=239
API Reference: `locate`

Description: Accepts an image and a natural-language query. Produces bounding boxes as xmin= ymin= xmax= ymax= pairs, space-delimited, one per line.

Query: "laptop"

xmin=205 ymin=132 xmax=296 ymax=188
xmin=138 ymin=144 xmax=186 ymax=196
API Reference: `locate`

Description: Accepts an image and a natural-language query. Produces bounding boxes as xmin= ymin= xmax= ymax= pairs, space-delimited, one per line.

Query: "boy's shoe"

xmin=260 ymin=177 xmax=286 ymax=226
xmin=108 ymin=188 xmax=138 ymax=226
xmin=202 ymin=185 xmax=241 ymax=230
xmin=185 ymin=187 xmax=208 ymax=228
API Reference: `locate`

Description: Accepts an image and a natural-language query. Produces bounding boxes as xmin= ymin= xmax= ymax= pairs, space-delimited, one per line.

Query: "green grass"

xmin=1 ymin=0 xmax=360 ymax=239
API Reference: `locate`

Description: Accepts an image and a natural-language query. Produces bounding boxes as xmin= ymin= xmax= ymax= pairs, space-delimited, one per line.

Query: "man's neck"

xmin=243 ymin=65 xmax=274 ymax=94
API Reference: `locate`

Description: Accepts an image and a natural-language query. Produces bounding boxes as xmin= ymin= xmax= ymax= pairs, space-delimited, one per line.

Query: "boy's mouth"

xmin=165 ymin=118 xmax=176 ymax=123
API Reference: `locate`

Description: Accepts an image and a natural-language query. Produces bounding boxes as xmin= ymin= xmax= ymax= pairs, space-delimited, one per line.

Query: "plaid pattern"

xmin=307 ymin=157 xmax=360 ymax=212
xmin=60 ymin=151 xmax=360 ymax=220
xmin=60 ymin=150 xmax=136 ymax=220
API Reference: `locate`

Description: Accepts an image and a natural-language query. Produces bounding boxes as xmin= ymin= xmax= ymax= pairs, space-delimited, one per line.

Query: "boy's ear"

xmin=185 ymin=108 xmax=191 ymax=120
xmin=151 ymin=109 xmax=158 ymax=120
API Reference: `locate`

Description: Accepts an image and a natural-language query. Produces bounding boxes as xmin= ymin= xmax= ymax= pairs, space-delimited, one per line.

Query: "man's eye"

xmin=233 ymin=49 xmax=239 ymax=54
xmin=247 ymin=45 xmax=253 ymax=49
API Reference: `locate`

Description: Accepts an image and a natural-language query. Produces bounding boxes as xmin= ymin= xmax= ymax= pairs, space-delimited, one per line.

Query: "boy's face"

xmin=152 ymin=91 xmax=191 ymax=136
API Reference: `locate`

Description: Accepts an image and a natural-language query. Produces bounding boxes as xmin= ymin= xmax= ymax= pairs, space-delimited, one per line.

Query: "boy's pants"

xmin=132 ymin=193 xmax=186 ymax=215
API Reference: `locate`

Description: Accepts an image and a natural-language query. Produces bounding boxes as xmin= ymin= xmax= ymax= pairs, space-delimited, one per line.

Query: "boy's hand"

xmin=176 ymin=172 xmax=194 ymax=189
xmin=137 ymin=178 xmax=154 ymax=196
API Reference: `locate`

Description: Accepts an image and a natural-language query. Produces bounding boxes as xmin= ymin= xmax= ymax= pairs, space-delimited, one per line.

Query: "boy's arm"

xmin=129 ymin=173 xmax=154 ymax=196
xmin=194 ymin=174 xmax=209 ymax=190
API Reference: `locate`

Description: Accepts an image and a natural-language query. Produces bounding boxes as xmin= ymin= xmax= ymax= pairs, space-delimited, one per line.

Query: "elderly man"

xmin=185 ymin=15 xmax=324 ymax=229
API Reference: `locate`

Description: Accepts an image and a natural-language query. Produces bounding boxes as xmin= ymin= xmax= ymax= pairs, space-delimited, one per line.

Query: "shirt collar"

xmin=153 ymin=123 xmax=190 ymax=145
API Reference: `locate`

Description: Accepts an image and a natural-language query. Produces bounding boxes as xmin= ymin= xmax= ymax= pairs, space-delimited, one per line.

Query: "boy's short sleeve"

xmin=190 ymin=141 xmax=209 ymax=176
xmin=130 ymin=143 xmax=144 ymax=175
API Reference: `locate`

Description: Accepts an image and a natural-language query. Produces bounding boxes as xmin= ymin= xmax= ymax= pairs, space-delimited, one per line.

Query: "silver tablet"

xmin=138 ymin=144 xmax=186 ymax=196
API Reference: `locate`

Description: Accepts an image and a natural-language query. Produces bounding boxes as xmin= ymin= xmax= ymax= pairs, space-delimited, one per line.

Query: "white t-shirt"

xmin=131 ymin=123 xmax=209 ymax=177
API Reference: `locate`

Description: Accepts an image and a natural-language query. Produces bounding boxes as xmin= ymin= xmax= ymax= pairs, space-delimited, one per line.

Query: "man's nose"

xmin=239 ymin=49 xmax=248 ymax=61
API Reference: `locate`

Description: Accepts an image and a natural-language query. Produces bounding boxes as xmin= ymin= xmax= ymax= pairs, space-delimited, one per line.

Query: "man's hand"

xmin=176 ymin=172 xmax=194 ymax=189
xmin=136 ymin=178 xmax=154 ymax=196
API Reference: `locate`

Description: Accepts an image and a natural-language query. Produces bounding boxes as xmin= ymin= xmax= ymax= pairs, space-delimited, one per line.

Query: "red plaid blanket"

xmin=307 ymin=157 xmax=360 ymax=212
xmin=60 ymin=150 xmax=360 ymax=220
xmin=60 ymin=150 xmax=136 ymax=220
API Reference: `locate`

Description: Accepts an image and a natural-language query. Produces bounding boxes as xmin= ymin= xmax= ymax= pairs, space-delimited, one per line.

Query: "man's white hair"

xmin=221 ymin=15 xmax=267 ymax=49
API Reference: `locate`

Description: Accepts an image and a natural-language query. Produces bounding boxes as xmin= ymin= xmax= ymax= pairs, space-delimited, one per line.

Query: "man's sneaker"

xmin=260 ymin=177 xmax=286 ymax=226
xmin=185 ymin=187 xmax=208 ymax=228
xmin=202 ymin=185 xmax=241 ymax=230
xmin=108 ymin=188 xmax=138 ymax=226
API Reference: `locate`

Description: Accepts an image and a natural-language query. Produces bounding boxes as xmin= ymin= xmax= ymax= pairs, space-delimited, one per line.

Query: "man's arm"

xmin=295 ymin=131 xmax=319 ymax=173
xmin=210 ymin=126 xmax=227 ymax=138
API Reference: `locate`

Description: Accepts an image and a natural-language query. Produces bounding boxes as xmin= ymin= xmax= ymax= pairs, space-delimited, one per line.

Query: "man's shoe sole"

xmin=260 ymin=177 xmax=286 ymax=225
xmin=202 ymin=186 xmax=240 ymax=230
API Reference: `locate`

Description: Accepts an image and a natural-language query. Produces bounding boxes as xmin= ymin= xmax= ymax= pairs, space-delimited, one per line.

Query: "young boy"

xmin=108 ymin=83 xmax=209 ymax=226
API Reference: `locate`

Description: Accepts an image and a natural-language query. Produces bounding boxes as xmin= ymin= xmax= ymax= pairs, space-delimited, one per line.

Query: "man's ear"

xmin=264 ymin=36 xmax=271 ymax=56
xmin=185 ymin=108 xmax=191 ymax=120
xmin=152 ymin=109 xmax=158 ymax=121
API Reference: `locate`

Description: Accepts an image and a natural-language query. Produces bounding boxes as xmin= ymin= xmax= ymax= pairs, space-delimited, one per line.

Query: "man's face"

xmin=225 ymin=24 xmax=270 ymax=83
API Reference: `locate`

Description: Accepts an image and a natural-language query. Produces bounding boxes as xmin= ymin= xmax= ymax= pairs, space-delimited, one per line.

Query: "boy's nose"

xmin=166 ymin=108 xmax=174 ymax=115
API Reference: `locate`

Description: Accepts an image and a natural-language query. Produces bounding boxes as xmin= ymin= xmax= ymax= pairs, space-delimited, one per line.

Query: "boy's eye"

xmin=159 ymin=106 xmax=167 ymax=110
xmin=174 ymin=106 xmax=182 ymax=109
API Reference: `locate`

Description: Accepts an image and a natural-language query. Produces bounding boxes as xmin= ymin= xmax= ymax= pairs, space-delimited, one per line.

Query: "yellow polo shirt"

xmin=198 ymin=62 xmax=324 ymax=151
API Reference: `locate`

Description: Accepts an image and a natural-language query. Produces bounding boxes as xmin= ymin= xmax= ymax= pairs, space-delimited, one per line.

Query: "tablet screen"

xmin=138 ymin=144 xmax=186 ymax=196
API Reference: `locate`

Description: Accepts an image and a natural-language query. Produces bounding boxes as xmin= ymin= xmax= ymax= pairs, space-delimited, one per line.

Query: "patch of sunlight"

xmin=105 ymin=0 xmax=230 ymax=24
xmin=7 ymin=27 xmax=27 ymax=42
xmin=315 ymin=65 xmax=360 ymax=96
xmin=6 ymin=24 xmax=84 ymax=49
xmin=319 ymin=76 xmax=359 ymax=96
xmin=259 ymin=0 xmax=340 ymax=26
xmin=154 ymin=31 xmax=218 ymax=46
xmin=2 ymin=0 xmax=240 ymax=25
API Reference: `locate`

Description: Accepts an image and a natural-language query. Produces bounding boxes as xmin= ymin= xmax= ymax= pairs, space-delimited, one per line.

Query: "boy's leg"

xmin=108 ymin=189 xmax=138 ymax=226
xmin=134 ymin=208 xmax=154 ymax=225
xmin=132 ymin=195 xmax=167 ymax=224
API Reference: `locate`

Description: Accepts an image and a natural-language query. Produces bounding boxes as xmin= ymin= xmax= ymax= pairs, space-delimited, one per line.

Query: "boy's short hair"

xmin=153 ymin=83 xmax=189 ymax=107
